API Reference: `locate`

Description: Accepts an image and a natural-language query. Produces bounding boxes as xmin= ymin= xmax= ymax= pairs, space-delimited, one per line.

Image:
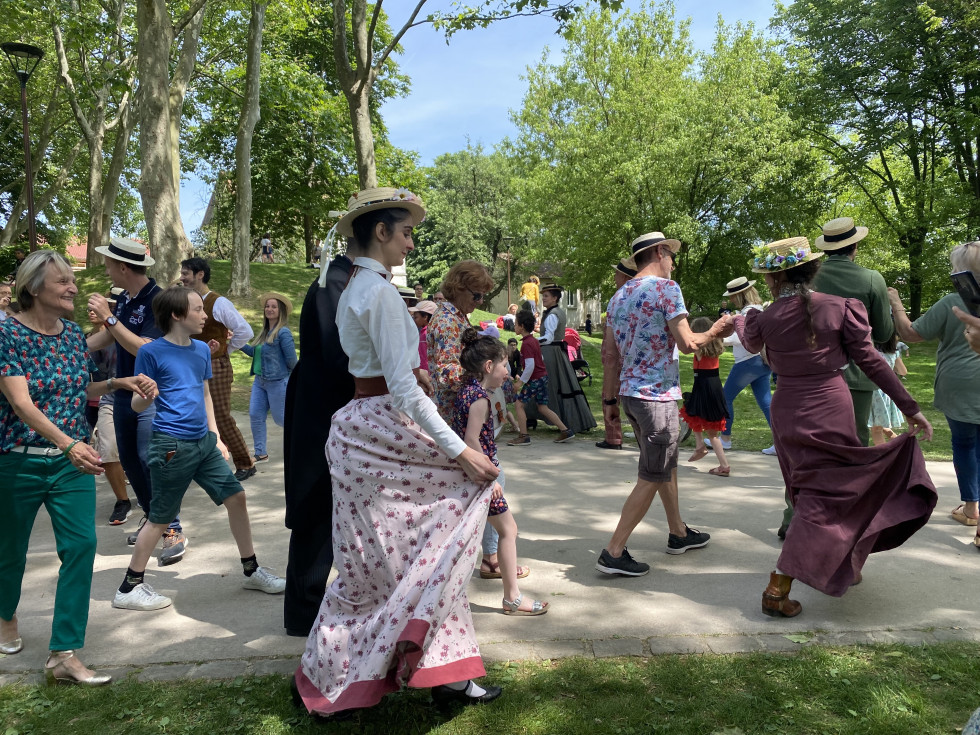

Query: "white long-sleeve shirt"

xmin=723 ymin=304 xmax=764 ymax=363
xmin=338 ymin=257 xmax=466 ymax=457
xmin=539 ymin=312 xmax=559 ymax=344
xmin=208 ymin=294 xmax=254 ymax=352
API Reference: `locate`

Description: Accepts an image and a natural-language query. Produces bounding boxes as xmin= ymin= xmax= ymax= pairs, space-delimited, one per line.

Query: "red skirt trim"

xmin=679 ymin=406 xmax=727 ymax=433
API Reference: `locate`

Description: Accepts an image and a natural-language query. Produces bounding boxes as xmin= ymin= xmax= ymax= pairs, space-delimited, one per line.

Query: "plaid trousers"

xmin=209 ymin=354 xmax=252 ymax=470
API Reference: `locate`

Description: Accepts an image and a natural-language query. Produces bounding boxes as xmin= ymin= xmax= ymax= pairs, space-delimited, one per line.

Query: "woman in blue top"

xmin=241 ymin=292 xmax=297 ymax=463
xmin=0 ymin=251 xmax=156 ymax=686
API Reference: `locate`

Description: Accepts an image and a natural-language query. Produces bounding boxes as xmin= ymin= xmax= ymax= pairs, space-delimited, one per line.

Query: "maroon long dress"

xmin=735 ymin=293 xmax=937 ymax=597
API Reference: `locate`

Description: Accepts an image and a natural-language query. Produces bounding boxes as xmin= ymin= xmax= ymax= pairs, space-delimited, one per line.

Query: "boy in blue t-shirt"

xmin=112 ymin=287 xmax=285 ymax=611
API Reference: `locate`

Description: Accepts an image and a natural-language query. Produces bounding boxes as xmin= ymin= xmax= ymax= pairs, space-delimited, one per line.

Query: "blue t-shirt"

xmin=134 ymin=338 xmax=212 ymax=440
xmin=0 ymin=319 xmax=95 ymax=451
xmin=114 ymin=279 xmax=163 ymax=381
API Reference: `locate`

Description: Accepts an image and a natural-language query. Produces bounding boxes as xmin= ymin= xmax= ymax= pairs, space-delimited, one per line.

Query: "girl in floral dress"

xmin=294 ymin=188 xmax=502 ymax=716
xmin=453 ymin=328 xmax=548 ymax=617
xmin=682 ymin=317 xmax=731 ymax=476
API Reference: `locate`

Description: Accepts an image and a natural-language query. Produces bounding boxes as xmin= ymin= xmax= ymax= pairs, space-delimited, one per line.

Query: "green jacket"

xmin=812 ymin=254 xmax=895 ymax=391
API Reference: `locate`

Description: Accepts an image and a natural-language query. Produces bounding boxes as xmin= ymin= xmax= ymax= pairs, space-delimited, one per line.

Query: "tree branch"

xmin=175 ymin=0 xmax=209 ymax=34
xmin=373 ymin=1 xmax=428 ymax=77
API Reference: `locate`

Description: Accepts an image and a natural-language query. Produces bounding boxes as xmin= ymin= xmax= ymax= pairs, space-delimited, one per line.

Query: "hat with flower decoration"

xmin=336 ymin=187 xmax=426 ymax=238
xmin=750 ymin=237 xmax=823 ymax=274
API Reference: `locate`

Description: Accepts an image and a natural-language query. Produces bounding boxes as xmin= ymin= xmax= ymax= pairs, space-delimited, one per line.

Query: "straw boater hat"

xmin=258 ymin=291 xmax=293 ymax=319
xmin=750 ymin=237 xmax=824 ymax=274
xmin=722 ymin=276 xmax=756 ymax=297
xmin=540 ymin=282 xmax=563 ymax=294
xmin=814 ymin=217 xmax=869 ymax=251
xmin=614 ymin=256 xmax=638 ymax=278
xmin=336 ymin=187 xmax=426 ymax=238
xmin=629 ymin=231 xmax=682 ymax=258
xmin=408 ymin=300 xmax=437 ymax=316
xmin=95 ymin=237 xmax=155 ymax=267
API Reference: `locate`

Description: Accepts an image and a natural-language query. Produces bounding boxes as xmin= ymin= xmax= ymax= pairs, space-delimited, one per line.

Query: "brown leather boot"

xmin=762 ymin=572 xmax=802 ymax=618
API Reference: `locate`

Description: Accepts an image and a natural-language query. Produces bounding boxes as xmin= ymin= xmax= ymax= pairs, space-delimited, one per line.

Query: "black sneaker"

xmin=595 ymin=440 xmax=623 ymax=450
xmin=595 ymin=547 xmax=650 ymax=576
xmin=108 ymin=499 xmax=132 ymax=526
xmin=127 ymin=516 xmax=147 ymax=546
xmin=666 ymin=527 xmax=711 ymax=555
xmin=234 ymin=466 xmax=257 ymax=481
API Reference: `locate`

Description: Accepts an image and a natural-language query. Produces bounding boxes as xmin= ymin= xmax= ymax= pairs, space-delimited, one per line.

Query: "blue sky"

xmin=179 ymin=0 xmax=777 ymax=233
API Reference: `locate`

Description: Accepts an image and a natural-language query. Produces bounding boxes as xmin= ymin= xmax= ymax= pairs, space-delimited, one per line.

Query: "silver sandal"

xmin=502 ymin=593 xmax=548 ymax=616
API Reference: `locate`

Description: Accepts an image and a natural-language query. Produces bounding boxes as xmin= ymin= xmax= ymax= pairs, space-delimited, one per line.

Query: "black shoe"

xmin=431 ymin=681 xmax=502 ymax=707
xmin=127 ymin=516 xmax=147 ymax=546
xmin=234 ymin=466 xmax=257 ymax=481
xmin=291 ymin=678 xmax=356 ymax=721
xmin=666 ymin=527 xmax=711 ymax=555
xmin=109 ymin=499 xmax=132 ymax=525
xmin=595 ymin=547 xmax=650 ymax=576
xmin=777 ymin=523 xmax=788 ymax=541
xmin=595 ymin=440 xmax=623 ymax=450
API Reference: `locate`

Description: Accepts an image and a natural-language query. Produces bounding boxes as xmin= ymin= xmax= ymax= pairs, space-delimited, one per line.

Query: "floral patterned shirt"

xmin=451 ymin=378 xmax=498 ymax=466
xmin=607 ymin=275 xmax=688 ymax=401
xmin=427 ymin=301 xmax=471 ymax=422
xmin=0 ymin=318 xmax=94 ymax=451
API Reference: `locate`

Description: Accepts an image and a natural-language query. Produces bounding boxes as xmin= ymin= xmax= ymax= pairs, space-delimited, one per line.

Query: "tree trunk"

xmin=230 ymin=0 xmax=267 ymax=297
xmin=303 ymin=212 xmax=313 ymax=263
xmin=900 ymin=228 xmax=926 ymax=320
xmin=347 ymin=82 xmax=377 ymax=188
xmin=136 ymin=0 xmax=200 ymax=285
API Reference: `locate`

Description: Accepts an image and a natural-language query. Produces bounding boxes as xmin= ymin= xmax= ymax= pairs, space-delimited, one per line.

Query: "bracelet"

xmin=63 ymin=439 xmax=79 ymax=457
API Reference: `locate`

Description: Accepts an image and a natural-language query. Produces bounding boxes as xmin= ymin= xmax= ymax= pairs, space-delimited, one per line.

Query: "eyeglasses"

xmin=661 ymin=246 xmax=677 ymax=265
xmin=469 ymin=290 xmax=485 ymax=302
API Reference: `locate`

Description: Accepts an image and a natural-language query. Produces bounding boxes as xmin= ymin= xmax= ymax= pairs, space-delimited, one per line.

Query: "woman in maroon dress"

xmin=734 ymin=237 xmax=937 ymax=618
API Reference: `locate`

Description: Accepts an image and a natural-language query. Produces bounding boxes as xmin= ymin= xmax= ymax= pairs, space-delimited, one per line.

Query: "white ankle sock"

xmin=444 ymin=679 xmax=487 ymax=697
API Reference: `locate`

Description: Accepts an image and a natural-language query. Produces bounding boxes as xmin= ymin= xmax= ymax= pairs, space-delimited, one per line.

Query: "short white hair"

xmin=950 ymin=241 xmax=980 ymax=275
xmin=15 ymin=250 xmax=73 ymax=310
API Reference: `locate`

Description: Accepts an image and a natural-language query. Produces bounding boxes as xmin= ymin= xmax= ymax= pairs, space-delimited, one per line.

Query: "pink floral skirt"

xmin=295 ymin=395 xmax=492 ymax=715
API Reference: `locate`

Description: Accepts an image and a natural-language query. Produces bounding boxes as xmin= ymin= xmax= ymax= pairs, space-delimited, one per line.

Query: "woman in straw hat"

xmin=293 ymin=188 xmax=502 ymax=717
xmin=732 ymin=237 xmax=936 ymax=618
xmin=240 ymin=292 xmax=296 ymax=463
xmin=714 ymin=277 xmax=775 ymax=455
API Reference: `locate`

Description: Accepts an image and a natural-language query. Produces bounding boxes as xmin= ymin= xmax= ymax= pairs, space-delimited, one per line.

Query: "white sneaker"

xmin=704 ymin=437 xmax=732 ymax=450
xmin=243 ymin=566 xmax=286 ymax=594
xmin=761 ymin=445 xmax=777 ymax=456
xmin=113 ymin=583 xmax=172 ymax=611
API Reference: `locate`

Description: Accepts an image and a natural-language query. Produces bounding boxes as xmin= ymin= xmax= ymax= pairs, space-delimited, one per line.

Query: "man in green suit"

xmin=812 ymin=217 xmax=896 ymax=447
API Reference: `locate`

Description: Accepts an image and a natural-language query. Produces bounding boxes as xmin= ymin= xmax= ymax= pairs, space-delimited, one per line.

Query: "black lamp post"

xmin=2 ymin=42 xmax=44 ymax=252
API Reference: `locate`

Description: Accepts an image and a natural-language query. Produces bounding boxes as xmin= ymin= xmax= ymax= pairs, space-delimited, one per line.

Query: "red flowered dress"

xmin=679 ymin=355 xmax=729 ymax=433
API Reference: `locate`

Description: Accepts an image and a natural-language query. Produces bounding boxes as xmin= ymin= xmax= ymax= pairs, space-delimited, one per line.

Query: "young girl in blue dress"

xmin=453 ymin=327 xmax=548 ymax=616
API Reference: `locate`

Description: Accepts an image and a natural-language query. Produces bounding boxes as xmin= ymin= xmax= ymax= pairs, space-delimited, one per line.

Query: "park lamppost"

xmin=2 ymin=42 xmax=44 ymax=252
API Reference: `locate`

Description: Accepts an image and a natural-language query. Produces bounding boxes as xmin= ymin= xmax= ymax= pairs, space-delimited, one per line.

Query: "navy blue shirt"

xmin=114 ymin=278 xmax=163 ymax=381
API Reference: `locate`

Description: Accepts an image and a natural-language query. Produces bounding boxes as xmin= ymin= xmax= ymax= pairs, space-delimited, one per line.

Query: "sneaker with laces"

xmin=705 ymin=437 xmax=732 ymax=450
xmin=761 ymin=445 xmax=777 ymax=456
xmin=234 ymin=466 xmax=257 ymax=481
xmin=507 ymin=434 xmax=531 ymax=446
xmin=554 ymin=430 xmax=575 ymax=443
xmin=159 ymin=529 xmax=187 ymax=566
xmin=595 ymin=547 xmax=650 ymax=576
xmin=243 ymin=566 xmax=286 ymax=594
xmin=109 ymin=499 xmax=132 ymax=526
xmin=666 ymin=527 xmax=711 ymax=555
xmin=127 ymin=516 xmax=148 ymax=546
xmin=112 ymin=582 xmax=172 ymax=611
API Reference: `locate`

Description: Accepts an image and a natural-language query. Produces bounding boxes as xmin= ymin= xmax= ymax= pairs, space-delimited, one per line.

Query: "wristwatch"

xmin=603 ymin=398 xmax=618 ymax=406
xmin=104 ymin=316 xmax=118 ymax=328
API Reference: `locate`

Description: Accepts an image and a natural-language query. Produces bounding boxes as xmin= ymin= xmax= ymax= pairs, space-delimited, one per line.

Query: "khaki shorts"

xmin=620 ymin=396 xmax=679 ymax=482
xmin=93 ymin=403 xmax=119 ymax=463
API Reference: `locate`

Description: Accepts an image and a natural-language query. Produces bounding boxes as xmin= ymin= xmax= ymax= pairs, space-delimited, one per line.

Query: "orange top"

xmin=692 ymin=355 xmax=719 ymax=370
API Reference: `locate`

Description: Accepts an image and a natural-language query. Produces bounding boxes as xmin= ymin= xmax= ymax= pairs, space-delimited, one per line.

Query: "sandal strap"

xmin=501 ymin=594 xmax=523 ymax=611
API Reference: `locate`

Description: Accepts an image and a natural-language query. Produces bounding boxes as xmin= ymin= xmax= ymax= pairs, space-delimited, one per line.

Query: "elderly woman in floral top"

xmin=427 ymin=260 xmax=495 ymax=422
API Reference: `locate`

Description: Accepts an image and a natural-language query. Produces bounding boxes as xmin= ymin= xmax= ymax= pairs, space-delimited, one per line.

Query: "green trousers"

xmin=0 ymin=452 xmax=96 ymax=651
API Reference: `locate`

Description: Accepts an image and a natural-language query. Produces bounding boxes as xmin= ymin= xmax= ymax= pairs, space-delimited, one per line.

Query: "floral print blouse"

xmin=607 ymin=275 xmax=687 ymax=401
xmin=427 ymin=301 xmax=471 ymax=421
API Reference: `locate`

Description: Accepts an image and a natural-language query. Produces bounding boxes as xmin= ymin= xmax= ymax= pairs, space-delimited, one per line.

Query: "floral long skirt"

xmin=295 ymin=395 xmax=492 ymax=715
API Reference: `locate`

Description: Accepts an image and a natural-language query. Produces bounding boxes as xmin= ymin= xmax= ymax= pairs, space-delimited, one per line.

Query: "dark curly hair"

xmin=459 ymin=327 xmax=507 ymax=378
xmin=783 ymin=260 xmax=821 ymax=348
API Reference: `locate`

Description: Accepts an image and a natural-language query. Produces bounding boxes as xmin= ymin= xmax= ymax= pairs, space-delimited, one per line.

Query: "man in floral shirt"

xmin=595 ymin=232 xmax=732 ymax=577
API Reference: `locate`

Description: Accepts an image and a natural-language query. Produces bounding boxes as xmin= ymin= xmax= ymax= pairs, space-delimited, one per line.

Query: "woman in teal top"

xmin=0 ymin=251 xmax=156 ymax=685
xmin=240 ymin=292 xmax=297 ymax=462
xmin=890 ymin=240 xmax=980 ymax=545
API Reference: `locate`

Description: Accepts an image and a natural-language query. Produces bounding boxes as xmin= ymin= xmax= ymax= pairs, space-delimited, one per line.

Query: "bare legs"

xmin=103 ymin=461 xmax=128 ymax=502
xmin=606 ymin=469 xmax=686 ymax=557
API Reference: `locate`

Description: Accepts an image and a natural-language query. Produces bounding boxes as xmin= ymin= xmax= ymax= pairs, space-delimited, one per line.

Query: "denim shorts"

xmin=146 ymin=431 xmax=242 ymax=524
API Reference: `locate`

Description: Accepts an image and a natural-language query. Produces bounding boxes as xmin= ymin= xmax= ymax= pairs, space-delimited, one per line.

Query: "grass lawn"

xmin=1 ymin=644 xmax=977 ymax=734
xmin=73 ymin=261 xmax=953 ymax=460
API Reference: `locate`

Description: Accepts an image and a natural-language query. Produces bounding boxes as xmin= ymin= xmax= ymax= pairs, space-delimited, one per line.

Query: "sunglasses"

xmin=469 ymin=290 xmax=485 ymax=302
xmin=661 ymin=246 xmax=677 ymax=264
